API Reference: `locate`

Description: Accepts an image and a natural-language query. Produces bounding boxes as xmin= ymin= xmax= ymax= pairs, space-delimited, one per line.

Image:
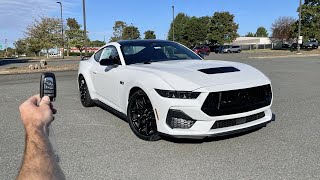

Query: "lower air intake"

xmin=211 ymin=112 xmax=265 ymax=129
xmin=166 ymin=110 xmax=196 ymax=129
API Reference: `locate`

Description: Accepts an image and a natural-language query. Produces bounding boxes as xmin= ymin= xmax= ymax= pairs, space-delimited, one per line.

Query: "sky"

xmin=0 ymin=0 xmax=300 ymax=47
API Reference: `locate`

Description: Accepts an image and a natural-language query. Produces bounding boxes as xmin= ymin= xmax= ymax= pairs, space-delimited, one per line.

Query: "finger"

xmin=26 ymin=94 xmax=41 ymax=106
xmin=19 ymin=95 xmax=40 ymax=111
xmin=39 ymin=96 xmax=51 ymax=108
xmin=52 ymin=108 xmax=57 ymax=114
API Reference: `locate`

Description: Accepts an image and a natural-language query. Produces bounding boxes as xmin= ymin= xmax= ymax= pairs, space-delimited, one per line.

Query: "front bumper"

xmin=147 ymin=84 xmax=273 ymax=139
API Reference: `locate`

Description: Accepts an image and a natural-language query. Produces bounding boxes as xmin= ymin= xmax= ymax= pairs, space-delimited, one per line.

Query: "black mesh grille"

xmin=211 ymin=112 xmax=265 ymax=129
xmin=201 ymin=85 xmax=272 ymax=116
xmin=166 ymin=110 xmax=196 ymax=129
xmin=169 ymin=118 xmax=196 ymax=129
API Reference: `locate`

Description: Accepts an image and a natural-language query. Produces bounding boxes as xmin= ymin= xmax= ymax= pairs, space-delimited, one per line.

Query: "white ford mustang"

xmin=78 ymin=40 xmax=273 ymax=141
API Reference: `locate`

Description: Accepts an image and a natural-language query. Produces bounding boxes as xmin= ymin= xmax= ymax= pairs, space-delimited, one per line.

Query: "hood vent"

xmin=198 ymin=66 xmax=240 ymax=74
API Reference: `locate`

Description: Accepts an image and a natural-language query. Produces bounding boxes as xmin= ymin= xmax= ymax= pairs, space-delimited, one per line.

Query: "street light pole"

xmin=297 ymin=0 xmax=302 ymax=54
xmin=56 ymin=2 xmax=64 ymax=59
xmin=172 ymin=5 xmax=175 ymax=41
xmin=5 ymin=39 xmax=7 ymax=57
xmin=82 ymin=0 xmax=87 ymax=56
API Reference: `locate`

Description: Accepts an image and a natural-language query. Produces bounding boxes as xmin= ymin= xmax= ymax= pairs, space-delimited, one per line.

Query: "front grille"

xmin=166 ymin=110 xmax=196 ymax=129
xmin=201 ymin=85 xmax=272 ymax=116
xmin=211 ymin=112 xmax=265 ymax=129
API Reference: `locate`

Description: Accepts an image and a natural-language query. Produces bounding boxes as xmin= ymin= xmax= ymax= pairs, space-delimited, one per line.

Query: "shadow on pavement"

xmin=95 ymin=100 xmax=128 ymax=123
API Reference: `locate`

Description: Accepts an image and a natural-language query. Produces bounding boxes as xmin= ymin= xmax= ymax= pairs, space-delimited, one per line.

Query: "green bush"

xmin=64 ymin=52 xmax=94 ymax=56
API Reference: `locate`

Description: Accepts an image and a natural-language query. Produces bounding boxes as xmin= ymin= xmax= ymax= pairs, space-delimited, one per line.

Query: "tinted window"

xmin=120 ymin=41 xmax=201 ymax=65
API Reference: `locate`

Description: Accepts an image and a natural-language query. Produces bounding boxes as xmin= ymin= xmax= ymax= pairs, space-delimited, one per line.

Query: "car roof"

xmin=117 ymin=39 xmax=174 ymax=46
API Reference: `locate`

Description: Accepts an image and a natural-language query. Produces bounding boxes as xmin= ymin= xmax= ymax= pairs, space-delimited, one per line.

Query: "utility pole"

xmin=297 ymin=0 xmax=302 ymax=54
xmin=57 ymin=2 xmax=64 ymax=59
xmin=5 ymin=39 xmax=7 ymax=57
xmin=172 ymin=5 xmax=175 ymax=41
xmin=82 ymin=0 xmax=88 ymax=56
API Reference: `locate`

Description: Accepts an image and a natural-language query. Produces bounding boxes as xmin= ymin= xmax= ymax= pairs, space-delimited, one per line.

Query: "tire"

xmin=228 ymin=50 xmax=231 ymax=53
xmin=127 ymin=90 xmax=161 ymax=141
xmin=78 ymin=76 xmax=95 ymax=107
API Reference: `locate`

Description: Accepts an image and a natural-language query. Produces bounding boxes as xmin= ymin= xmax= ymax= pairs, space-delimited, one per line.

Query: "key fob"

xmin=40 ymin=72 xmax=56 ymax=101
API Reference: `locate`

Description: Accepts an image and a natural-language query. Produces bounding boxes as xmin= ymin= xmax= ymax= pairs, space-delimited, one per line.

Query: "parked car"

xmin=229 ymin=45 xmax=242 ymax=53
xmin=192 ymin=45 xmax=210 ymax=55
xmin=302 ymin=39 xmax=318 ymax=49
xmin=214 ymin=45 xmax=231 ymax=53
xmin=282 ymin=43 xmax=292 ymax=49
xmin=78 ymin=40 xmax=273 ymax=141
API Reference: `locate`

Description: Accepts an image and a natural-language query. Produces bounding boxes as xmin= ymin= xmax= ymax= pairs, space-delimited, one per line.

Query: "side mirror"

xmin=100 ymin=58 xmax=120 ymax=66
xmin=100 ymin=58 xmax=113 ymax=66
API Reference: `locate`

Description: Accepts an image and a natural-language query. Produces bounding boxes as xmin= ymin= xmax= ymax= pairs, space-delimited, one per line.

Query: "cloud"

xmin=0 ymin=0 xmax=79 ymax=44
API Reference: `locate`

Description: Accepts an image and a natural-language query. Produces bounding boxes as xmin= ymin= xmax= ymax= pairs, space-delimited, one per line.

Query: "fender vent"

xmin=198 ymin=66 xmax=240 ymax=74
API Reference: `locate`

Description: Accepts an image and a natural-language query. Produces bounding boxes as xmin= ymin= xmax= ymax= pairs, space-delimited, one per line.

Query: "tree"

xmin=298 ymin=0 xmax=320 ymax=40
xmin=256 ymin=26 xmax=269 ymax=37
xmin=144 ymin=30 xmax=156 ymax=39
xmin=207 ymin=12 xmax=239 ymax=44
xmin=245 ymin=32 xmax=256 ymax=37
xmin=65 ymin=18 xmax=89 ymax=56
xmin=168 ymin=13 xmax=190 ymax=43
xmin=122 ymin=26 xmax=141 ymax=40
xmin=183 ymin=16 xmax=211 ymax=47
xmin=110 ymin=21 xmax=127 ymax=42
xmin=90 ymin=40 xmax=105 ymax=47
xmin=271 ymin=16 xmax=295 ymax=41
xmin=66 ymin=18 xmax=80 ymax=30
xmin=25 ymin=17 xmax=61 ymax=58
xmin=25 ymin=38 xmax=42 ymax=56
xmin=14 ymin=39 xmax=28 ymax=55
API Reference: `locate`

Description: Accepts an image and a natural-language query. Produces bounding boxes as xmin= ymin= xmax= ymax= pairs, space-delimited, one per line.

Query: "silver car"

xmin=229 ymin=45 xmax=242 ymax=53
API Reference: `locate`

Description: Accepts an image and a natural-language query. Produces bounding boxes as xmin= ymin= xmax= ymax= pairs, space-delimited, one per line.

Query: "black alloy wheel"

xmin=79 ymin=76 xmax=95 ymax=107
xmin=127 ymin=90 xmax=161 ymax=141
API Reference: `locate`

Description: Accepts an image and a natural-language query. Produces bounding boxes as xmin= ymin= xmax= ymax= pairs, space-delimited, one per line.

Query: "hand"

xmin=19 ymin=95 xmax=57 ymax=135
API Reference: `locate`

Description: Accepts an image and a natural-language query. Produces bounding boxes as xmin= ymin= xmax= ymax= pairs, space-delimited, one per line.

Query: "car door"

xmin=92 ymin=45 xmax=123 ymax=110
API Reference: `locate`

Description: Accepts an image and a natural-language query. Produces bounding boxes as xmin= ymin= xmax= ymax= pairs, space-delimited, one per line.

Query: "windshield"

xmin=119 ymin=41 xmax=201 ymax=65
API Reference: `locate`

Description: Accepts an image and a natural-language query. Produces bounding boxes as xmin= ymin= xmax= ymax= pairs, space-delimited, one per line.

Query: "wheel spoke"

xmin=129 ymin=93 xmax=157 ymax=137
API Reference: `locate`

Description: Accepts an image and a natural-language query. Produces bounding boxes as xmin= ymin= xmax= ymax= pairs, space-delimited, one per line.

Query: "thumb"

xmin=39 ymin=96 xmax=51 ymax=107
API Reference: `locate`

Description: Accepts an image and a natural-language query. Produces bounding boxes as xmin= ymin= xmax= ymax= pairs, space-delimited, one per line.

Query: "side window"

xmin=100 ymin=47 xmax=113 ymax=60
xmin=94 ymin=49 xmax=103 ymax=62
xmin=99 ymin=46 xmax=121 ymax=65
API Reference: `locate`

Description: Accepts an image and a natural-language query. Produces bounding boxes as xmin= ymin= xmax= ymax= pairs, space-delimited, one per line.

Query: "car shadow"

xmin=0 ymin=58 xmax=32 ymax=66
xmin=94 ymin=100 xmax=128 ymax=123
xmin=161 ymin=113 xmax=276 ymax=144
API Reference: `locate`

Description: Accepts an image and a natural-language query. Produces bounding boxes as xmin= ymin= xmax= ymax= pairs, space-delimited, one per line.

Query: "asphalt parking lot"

xmin=1 ymin=54 xmax=320 ymax=179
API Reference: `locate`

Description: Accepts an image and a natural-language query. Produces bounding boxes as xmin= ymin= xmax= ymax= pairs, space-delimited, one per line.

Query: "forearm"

xmin=17 ymin=127 xmax=65 ymax=180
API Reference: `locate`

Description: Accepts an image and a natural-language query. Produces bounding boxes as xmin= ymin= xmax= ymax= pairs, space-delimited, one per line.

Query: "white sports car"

xmin=78 ymin=40 xmax=273 ymax=141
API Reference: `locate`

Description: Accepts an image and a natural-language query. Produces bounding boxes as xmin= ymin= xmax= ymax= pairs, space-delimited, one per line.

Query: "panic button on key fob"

xmin=40 ymin=72 xmax=56 ymax=101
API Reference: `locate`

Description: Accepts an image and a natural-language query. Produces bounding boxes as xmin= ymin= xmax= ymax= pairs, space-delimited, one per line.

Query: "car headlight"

xmin=155 ymin=89 xmax=200 ymax=99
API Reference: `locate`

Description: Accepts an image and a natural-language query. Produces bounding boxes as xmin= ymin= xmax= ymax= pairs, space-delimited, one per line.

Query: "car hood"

xmin=128 ymin=60 xmax=270 ymax=91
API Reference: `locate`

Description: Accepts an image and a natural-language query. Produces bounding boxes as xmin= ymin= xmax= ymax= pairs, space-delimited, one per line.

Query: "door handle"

xmin=92 ymin=71 xmax=97 ymax=74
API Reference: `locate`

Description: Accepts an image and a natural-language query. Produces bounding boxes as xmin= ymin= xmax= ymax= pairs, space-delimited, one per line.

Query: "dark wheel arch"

xmin=127 ymin=89 xmax=161 ymax=141
xmin=78 ymin=75 xmax=95 ymax=107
